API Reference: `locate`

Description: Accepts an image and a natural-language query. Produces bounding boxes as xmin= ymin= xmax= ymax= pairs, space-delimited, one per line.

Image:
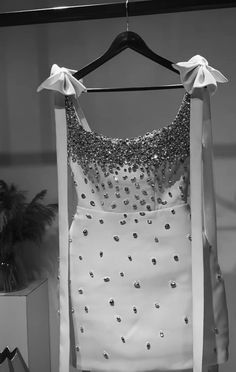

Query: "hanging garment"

xmin=37 ymin=55 xmax=229 ymax=372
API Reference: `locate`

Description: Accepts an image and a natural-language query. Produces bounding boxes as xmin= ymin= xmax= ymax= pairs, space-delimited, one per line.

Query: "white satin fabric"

xmin=37 ymin=55 xmax=229 ymax=372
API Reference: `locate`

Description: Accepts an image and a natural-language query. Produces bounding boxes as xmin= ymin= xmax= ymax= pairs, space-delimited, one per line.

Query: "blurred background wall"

xmin=0 ymin=1 xmax=235 ymax=372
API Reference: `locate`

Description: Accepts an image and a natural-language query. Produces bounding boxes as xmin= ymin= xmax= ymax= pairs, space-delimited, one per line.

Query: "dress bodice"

xmin=65 ymin=93 xmax=190 ymax=213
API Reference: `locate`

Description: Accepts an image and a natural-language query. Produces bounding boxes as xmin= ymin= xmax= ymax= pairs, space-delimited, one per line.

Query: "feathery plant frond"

xmin=0 ymin=180 xmax=58 ymax=247
xmin=0 ymin=180 xmax=57 ymax=291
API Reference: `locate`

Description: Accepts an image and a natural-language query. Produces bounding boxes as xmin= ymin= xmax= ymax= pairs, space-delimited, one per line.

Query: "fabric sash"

xmin=54 ymin=92 xmax=70 ymax=372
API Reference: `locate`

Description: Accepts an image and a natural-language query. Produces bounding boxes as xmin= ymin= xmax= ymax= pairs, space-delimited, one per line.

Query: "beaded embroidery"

xmin=65 ymin=93 xmax=190 ymax=186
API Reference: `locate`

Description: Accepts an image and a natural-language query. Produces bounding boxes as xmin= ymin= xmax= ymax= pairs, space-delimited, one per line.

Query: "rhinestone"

xmin=113 ymin=235 xmax=119 ymax=242
xmin=131 ymin=177 xmax=136 ymax=183
xmin=146 ymin=205 xmax=151 ymax=211
xmin=165 ymin=223 xmax=170 ymax=229
xmin=120 ymin=220 xmax=126 ymax=225
xmin=104 ymin=276 xmax=110 ymax=282
xmin=147 ymin=219 xmax=152 ymax=224
xmin=132 ymin=204 xmax=137 ymax=210
xmin=170 ymin=281 xmax=177 ymax=288
xmin=187 ymin=234 xmax=192 ymax=241
xmin=86 ymin=214 xmax=92 ymax=219
xmin=99 ymin=251 xmax=103 ymax=257
xmin=90 ymin=201 xmax=95 ymax=206
xmin=135 ymin=183 xmax=140 ymax=189
xmin=78 ymin=289 xmax=83 ymax=294
xmin=89 ymin=271 xmax=94 ymax=278
xmin=133 ymin=233 xmax=138 ymax=238
xmin=140 ymin=199 xmax=146 ymax=205
xmin=139 ymin=212 xmax=146 ymax=216
xmin=171 ymin=209 xmax=175 ymax=214
xmin=123 ymin=213 xmax=128 ymax=218
xmin=84 ymin=306 xmax=89 ymax=313
xmin=124 ymin=187 xmax=130 ymax=194
xmin=83 ymin=229 xmax=88 ymax=236
xmin=133 ymin=306 xmax=137 ymax=314
xmin=75 ymin=346 xmax=80 ymax=352
xmin=115 ymin=185 xmax=120 ymax=191
xmin=134 ymin=281 xmax=141 ymax=288
xmin=108 ymin=181 xmax=113 ymax=188
xmin=121 ymin=336 xmax=126 ymax=343
xmin=184 ymin=317 xmax=189 ymax=324
xmin=114 ymin=176 xmax=119 ymax=182
xmin=142 ymin=190 xmax=148 ymax=195
xmin=124 ymin=199 xmax=129 ymax=205
xmin=81 ymin=193 xmax=86 ymax=199
xmin=109 ymin=299 xmax=115 ymax=306
xmin=80 ymin=327 xmax=84 ymax=333
xmin=168 ymin=192 xmax=172 ymax=197
xmin=79 ymin=255 xmax=83 ymax=260
xmin=174 ymin=255 xmax=179 ymax=261
xmin=146 ymin=342 xmax=151 ymax=350
xmin=120 ymin=272 xmax=124 ymax=277
xmin=152 ymin=258 xmax=157 ymax=265
xmin=116 ymin=316 xmax=121 ymax=322
xmin=84 ymin=178 xmax=88 ymax=184
xmin=128 ymin=255 xmax=132 ymax=261
xmin=140 ymin=174 xmax=144 ymax=179
xmin=123 ymin=175 xmax=128 ymax=180
xmin=134 ymin=219 xmax=139 ymax=223
xmin=160 ymin=331 xmax=164 ymax=338
xmin=134 ymin=194 xmax=140 ymax=200
xmin=155 ymin=303 xmax=160 ymax=309
xmin=162 ymin=200 xmax=167 ymax=205
xmin=103 ymin=352 xmax=109 ymax=359
xmin=157 ymin=197 xmax=162 ymax=203
xmin=99 ymin=219 xmax=104 ymax=224
xmin=154 ymin=236 xmax=159 ymax=243
xmin=115 ymin=192 xmax=121 ymax=198
xmin=111 ymin=203 xmax=117 ymax=209
xmin=104 ymin=193 xmax=109 ymax=199
xmin=71 ymin=307 xmax=75 ymax=313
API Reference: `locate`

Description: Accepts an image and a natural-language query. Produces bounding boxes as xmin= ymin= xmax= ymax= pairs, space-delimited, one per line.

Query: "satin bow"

xmin=37 ymin=64 xmax=86 ymax=96
xmin=172 ymin=55 xmax=228 ymax=95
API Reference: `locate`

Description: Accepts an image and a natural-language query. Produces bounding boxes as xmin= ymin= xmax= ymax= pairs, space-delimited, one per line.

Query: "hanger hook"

xmin=125 ymin=0 xmax=129 ymax=32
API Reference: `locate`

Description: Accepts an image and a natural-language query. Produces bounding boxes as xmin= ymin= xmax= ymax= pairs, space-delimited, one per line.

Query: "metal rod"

xmin=84 ymin=84 xmax=184 ymax=92
xmin=0 ymin=0 xmax=236 ymax=27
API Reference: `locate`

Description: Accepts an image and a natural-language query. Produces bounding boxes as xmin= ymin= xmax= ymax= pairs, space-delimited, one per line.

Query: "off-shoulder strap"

xmin=37 ymin=65 xmax=86 ymax=372
xmin=173 ymin=55 xmax=228 ymax=372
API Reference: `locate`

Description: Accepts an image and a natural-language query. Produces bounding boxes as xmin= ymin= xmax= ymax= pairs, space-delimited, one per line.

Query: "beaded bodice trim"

xmin=65 ymin=93 xmax=191 ymax=177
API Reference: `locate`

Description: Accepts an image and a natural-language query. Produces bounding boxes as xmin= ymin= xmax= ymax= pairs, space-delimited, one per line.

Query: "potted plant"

xmin=0 ymin=180 xmax=57 ymax=292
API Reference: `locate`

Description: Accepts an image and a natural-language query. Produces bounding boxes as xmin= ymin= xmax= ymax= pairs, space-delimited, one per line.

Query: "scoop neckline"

xmin=68 ymin=91 xmax=190 ymax=143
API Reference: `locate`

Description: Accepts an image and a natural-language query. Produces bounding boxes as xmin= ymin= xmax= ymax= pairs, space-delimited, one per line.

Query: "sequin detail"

xmin=66 ymin=94 xmax=190 ymax=181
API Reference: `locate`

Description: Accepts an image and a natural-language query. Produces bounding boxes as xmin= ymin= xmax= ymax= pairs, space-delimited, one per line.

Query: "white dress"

xmin=37 ymin=55 xmax=229 ymax=372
